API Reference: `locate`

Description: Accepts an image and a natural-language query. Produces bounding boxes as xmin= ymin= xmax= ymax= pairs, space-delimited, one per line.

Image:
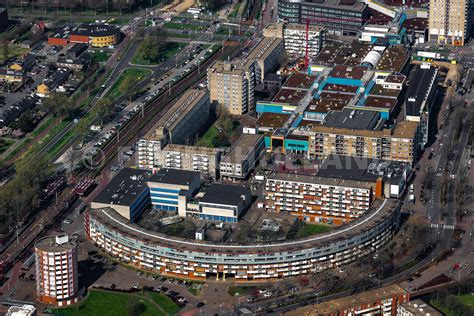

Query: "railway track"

xmin=0 ymin=49 xmax=224 ymax=274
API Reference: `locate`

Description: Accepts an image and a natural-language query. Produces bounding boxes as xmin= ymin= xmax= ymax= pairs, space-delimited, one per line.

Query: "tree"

xmin=120 ymin=76 xmax=139 ymax=103
xmin=17 ymin=111 xmax=35 ymax=133
xmin=137 ymin=38 xmax=160 ymax=64
xmin=137 ymin=29 xmax=168 ymax=64
xmin=95 ymin=97 xmax=113 ymax=124
xmin=76 ymin=118 xmax=90 ymax=143
xmin=2 ymin=42 xmax=8 ymax=61
xmin=41 ymin=92 xmax=76 ymax=121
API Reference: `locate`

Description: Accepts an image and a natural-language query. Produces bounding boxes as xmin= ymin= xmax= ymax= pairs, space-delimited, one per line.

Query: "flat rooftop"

xmin=199 ymin=184 xmax=250 ymax=206
xmin=385 ymin=73 xmax=406 ymax=84
xmin=323 ymin=84 xmax=358 ymax=94
xmin=364 ymin=96 xmax=398 ymax=109
xmin=269 ymin=171 xmax=374 ymax=189
xmin=400 ymin=300 xmax=442 ymax=316
xmin=391 ymin=120 xmax=419 ymax=138
xmin=89 ymin=197 xmax=399 ymax=253
xmin=221 ymin=133 xmax=263 ymax=163
xmin=164 ymin=144 xmax=221 ymax=155
xmin=303 ymin=0 xmax=367 ymax=12
xmin=147 ymin=89 xmax=208 ymax=137
xmin=306 ymin=97 xmax=348 ymax=113
xmin=370 ymin=84 xmax=402 ymax=98
xmin=93 ymin=168 xmax=151 ymax=206
xmin=208 ymin=60 xmax=245 ymax=75
xmin=367 ymin=8 xmax=392 ymax=25
xmin=273 ymin=88 xmax=307 ymax=105
xmin=285 ymin=285 xmax=407 ymax=315
xmin=317 ymin=154 xmax=408 ymax=184
xmin=237 ymin=37 xmax=283 ymax=69
xmin=323 ymin=108 xmax=382 ymax=130
xmin=402 ymin=17 xmax=428 ymax=31
xmin=35 ymin=235 xmax=77 ymax=253
xmin=405 ymin=65 xmax=437 ymax=116
xmin=256 ymin=112 xmax=289 ymax=129
xmin=315 ymin=42 xmax=372 ymax=67
xmin=149 ymin=168 xmax=200 ymax=186
xmin=378 ymin=46 xmax=410 ymax=72
xmin=50 ymin=23 xmax=119 ymax=39
xmin=329 ymin=65 xmax=368 ymax=80
xmin=282 ymin=73 xmax=316 ymax=90
xmin=311 ymin=120 xmax=416 ymax=139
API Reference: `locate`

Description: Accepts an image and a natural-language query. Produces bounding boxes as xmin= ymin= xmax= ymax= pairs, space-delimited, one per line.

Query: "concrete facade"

xmin=138 ymin=89 xmax=211 ymax=169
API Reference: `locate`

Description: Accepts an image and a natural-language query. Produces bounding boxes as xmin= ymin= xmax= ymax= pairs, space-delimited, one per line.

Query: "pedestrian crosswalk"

xmin=430 ymin=223 xmax=456 ymax=230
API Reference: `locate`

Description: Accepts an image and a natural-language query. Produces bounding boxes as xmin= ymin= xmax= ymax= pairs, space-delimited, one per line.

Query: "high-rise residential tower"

xmin=428 ymin=0 xmax=471 ymax=46
xmin=35 ymin=235 xmax=79 ymax=306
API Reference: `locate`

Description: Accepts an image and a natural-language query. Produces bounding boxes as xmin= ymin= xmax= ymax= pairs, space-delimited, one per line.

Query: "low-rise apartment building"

xmin=0 ymin=68 xmax=25 ymax=83
xmin=138 ymin=89 xmax=211 ymax=169
xmin=309 ymin=120 xmax=419 ymax=163
xmin=155 ymin=144 xmax=221 ymax=180
xmin=286 ymin=285 xmax=409 ymax=316
xmin=220 ymin=133 xmax=265 ymax=180
xmin=265 ymin=172 xmax=376 ymax=225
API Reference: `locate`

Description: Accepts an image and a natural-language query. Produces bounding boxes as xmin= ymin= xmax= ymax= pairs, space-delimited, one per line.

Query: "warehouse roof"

xmin=93 ymin=168 xmax=151 ymax=206
xmin=200 ymin=184 xmax=250 ymax=206
xmin=323 ymin=108 xmax=382 ymax=130
xmin=405 ymin=65 xmax=437 ymax=117
xmin=317 ymin=154 xmax=408 ymax=184
xmin=149 ymin=168 xmax=200 ymax=186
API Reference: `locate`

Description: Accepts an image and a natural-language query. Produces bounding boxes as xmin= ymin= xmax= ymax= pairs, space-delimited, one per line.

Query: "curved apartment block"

xmin=85 ymin=199 xmax=400 ymax=281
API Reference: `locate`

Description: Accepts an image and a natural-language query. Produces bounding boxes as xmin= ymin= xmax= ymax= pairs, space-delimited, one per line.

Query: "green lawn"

xmin=196 ymin=125 xmax=219 ymax=147
xmin=430 ymin=299 xmax=456 ymax=316
xmin=49 ymin=290 xmax=167 ymax=316
xmin=0 ymin=45 xmax=29 ymax=63
xmin=429 ymin=295 xmax=474 ymax=316
xmin=1 ymin=116 xmax=53 ymax=163
xmin=90 ymin=51 xmax=111 ymax=63
xmin=216 ymin=27 xmax=237 ymax=36
xmin=164 ymin=32 xmax=193 ymax=39
xmin=106 ymin=68 xmax=151 ymax=101
xmin=459 ymin=294 xmax=474 ymax=306
xmin=163 ymin=22 xmax=206 ymax=31
xmin=188 ymin=287 xmax=200 ymax=296
xmin=296 ymin=223 xmax=333 ymax=238
xmin=131 ymin=43 xmax=186 ymax=66
xmin=163 ymin=43 xmax=186 ymax=60
xmin=228 ymin=285 xmax=255 ymax=296
xmin=148 ymin=292 xmax=181 ymax=315
xmin=0 ymin=139 xmax=14 ymax=155
xmin=229 ymin=3 xmax=241 ymax=18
